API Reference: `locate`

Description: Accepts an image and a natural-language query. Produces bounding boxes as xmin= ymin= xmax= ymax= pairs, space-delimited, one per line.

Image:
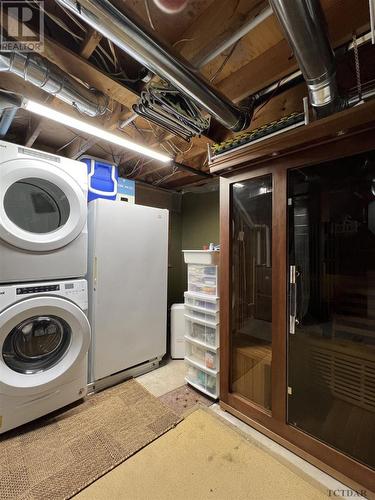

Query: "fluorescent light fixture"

xmin=24 ymin=100 xmax=171 ymax=163
xmin=233 ymin=183 xmax=245 ymax=188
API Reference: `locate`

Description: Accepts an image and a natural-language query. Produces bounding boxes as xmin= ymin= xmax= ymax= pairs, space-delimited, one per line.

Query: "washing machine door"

xmin=0 ymin=296 xmax=91 ymax=395
xmin=0 ymin=158 xmax=86 ymax=252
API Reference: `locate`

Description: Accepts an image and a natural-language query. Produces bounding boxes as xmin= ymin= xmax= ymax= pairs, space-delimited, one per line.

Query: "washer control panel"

xmin=17 ymin=285 xmax=60 ymax=295
xmin=0 ymin=280 xmax=88 ymax=311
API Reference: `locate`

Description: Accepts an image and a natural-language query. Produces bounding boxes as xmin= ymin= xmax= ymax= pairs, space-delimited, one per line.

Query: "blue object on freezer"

xmin=80 ymin=156 xmax=118 ymax=202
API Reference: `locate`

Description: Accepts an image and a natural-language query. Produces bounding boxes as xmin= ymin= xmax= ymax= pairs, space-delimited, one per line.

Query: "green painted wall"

xmin=180 ymin=190 xmax=220 ymax=297
xmin=136 ymin=184 xmax=220 ymax=305
xmin=181 ymin=191 xmax=220 ymax=251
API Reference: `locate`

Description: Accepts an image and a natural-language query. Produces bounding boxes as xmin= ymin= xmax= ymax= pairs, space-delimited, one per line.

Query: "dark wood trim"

xmin=211 ymin=100 xmax=375 ymax=175
xmin=219 ymin=115 xmax=375 ymax=493
xmin=271 ymin=168 xmax=287 ymax=423
xmin=219 ymin=176 xmax=231 ymax=402
xmin=224 ymin=393 xmax=375 ymax=492
xmin=220 ymin=401 xmax=372 ymax=495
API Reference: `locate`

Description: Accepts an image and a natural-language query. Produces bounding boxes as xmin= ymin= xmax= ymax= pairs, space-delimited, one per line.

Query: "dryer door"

xmin=0 ymin=296 xmax=90 ymax=395
xmin=0 ymin=158 xmax=86 ymax=252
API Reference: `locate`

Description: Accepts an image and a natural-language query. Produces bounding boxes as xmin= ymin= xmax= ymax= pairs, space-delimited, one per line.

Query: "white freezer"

xmin=88 ymin=199 xmax=168 ymax=383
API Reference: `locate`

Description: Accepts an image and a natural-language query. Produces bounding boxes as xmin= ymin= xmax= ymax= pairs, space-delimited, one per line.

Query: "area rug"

xmin=0 ymin=379 xmax=181 ymax=500
xmin=158 ymin=384 xmax=213 ymax=416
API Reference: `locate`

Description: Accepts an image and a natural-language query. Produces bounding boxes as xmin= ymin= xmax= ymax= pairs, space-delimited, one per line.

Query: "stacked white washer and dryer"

xmin=0 ymin=140 xmax=91 ymax=433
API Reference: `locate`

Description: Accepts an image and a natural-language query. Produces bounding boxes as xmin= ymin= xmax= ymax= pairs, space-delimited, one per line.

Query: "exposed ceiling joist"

xmin=24 ymin=28 xmax=104 ymax=149
xmin=1 ymin=8 xmax=137 ymax=111
xmin=1 ymin=0 xmax=373 ymax=190
xmin=177 ymin=0 xmax=269 ymax=65
xmin=64 ymin=102 xmax=124 ymax=158
xmin=24 ymin=118 xmax=44 ymax=148
xmin=217 ymin=0 xmax=370 ymax=103
xmin=80 ymin=28 xmax=103 ymax=58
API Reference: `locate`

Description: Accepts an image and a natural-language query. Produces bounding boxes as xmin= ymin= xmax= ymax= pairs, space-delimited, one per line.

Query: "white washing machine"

xmin=0 ymin=140 xmax=88 ymax=283
xmin=0 ymin=279 xmax=91 ymax=434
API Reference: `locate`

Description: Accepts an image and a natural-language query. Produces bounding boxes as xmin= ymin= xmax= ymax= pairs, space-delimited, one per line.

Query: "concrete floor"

xmin=76 ymin=409 xmax=328 ymax=500
xmin=79 ymin=359 xmax=363 ymax=499
xmin=136 ymin=359 xmax=187 ymax=397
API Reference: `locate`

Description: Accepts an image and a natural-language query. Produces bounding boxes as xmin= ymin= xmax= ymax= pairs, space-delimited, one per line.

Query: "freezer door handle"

xmin=94 ymin=256 xmax=98 ymax=289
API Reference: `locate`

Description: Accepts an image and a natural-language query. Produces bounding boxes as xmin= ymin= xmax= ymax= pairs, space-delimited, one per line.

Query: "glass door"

xmin=231 ymin=175 xmax=273 ymax=411
xmin=287 ymin=151 xmax=375 ymax=469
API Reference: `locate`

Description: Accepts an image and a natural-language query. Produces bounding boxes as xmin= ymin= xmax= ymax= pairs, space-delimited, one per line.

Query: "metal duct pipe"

xmin=56 ymin=0 xmax=250 ymax=131
xmin=269 ymin=0 xmax=340 ymax=116
xmin=0 ymin=51 xmax=108 ymax=117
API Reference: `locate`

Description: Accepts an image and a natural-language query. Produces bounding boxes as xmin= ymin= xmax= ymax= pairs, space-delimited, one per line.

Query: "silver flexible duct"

xmin=270 ymin=0 xmax=340 ymax=116
xmin=56 ymin=0 xmax=250 ymax=131
xmin=0 ymin=51 xmax=108 ymax=117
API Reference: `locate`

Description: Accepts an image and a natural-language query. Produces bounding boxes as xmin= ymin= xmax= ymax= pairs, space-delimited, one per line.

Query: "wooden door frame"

xmin=219 ymin=129 xmax=375 ymax=493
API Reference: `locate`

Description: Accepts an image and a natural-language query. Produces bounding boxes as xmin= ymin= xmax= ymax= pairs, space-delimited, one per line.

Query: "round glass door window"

xmin=3 ymin=178 xmax=70 ymax=233
xmin=3 ymin=315 xmax=71 ymax=374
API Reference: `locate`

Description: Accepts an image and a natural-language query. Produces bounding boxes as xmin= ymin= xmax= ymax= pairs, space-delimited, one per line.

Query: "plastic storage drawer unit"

xmin=185 ymin=364 xmax=219 ymax=399
xmin=183 ymin=250 xmax=220 ymax=400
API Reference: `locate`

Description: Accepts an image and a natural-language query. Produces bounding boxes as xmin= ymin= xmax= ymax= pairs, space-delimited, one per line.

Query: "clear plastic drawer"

xmin=185 ymin=340 xmax=219 ymax=371
xmin=184 ymin=292 xmax=220 ymax=311
xmin=184 ymin=305 xmax=219 ymax=324
xmin=188 ymin=264 xmax=218 ymax=296
xmin=184 ymin=316 xmax=219 ymax=349
xmin=185 ymin=364 xmax=219 ymax=399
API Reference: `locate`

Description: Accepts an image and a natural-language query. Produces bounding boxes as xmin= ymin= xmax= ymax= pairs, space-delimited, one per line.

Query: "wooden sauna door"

xmin=287 ymin=152 xmax=375 ymax=469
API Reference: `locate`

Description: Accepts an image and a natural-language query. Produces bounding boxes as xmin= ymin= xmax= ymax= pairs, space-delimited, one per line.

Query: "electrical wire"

xmin=57 ymin=3 xmax=87 ymax=31
xmin=145 ymin=0 xmax=156 ymax=30
xmin=108 ymin=41 xmax=119 ymax=70
xmin=56 ymin=134 xmax=80 ymax=152
xmin=251 ymin=78 xmax=282 ymax=124
xmin=210 ymin=40 xmax=240 ymax=83
xmin=153 ymin=166 xmax=179 ymax=185
xmin=173 ymin=37 xmax=196 ymax=48
xmin=26 ymin=0 xmax=84 ymax=41
xmin=97 ymin=43 xmax=116 ymax=68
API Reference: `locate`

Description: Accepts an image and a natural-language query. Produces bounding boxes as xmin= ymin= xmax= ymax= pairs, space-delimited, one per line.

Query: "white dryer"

xmin=0 ymin=279 xmax=91 ymax=433
xmin=0 ymin=140 xmax=88 ymax=283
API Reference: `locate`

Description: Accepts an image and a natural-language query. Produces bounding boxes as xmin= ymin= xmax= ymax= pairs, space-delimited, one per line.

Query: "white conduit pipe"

xmin=192 ymin=6 xmax=273 ymax=69
xmin=370 ymin=0 xmax=375 ymax=45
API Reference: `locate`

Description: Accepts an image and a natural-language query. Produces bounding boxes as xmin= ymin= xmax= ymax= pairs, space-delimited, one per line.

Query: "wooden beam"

xmin=24 ymin=117 xmax=45 ymax=148
xmin=217 ymin=0 xmax=370 ymax=103
xmin=0 ymin=73 xmax=148 ymax=157
xmin=21 ymin=27 xmax=105 ymax=149
xmin=64 ymin=102 xmax=123 ymax=158
xmin=178 ymin=0 xmax=268 ymax=64
xmin=209 ymin=98 xmax=375 ymax=174
xmin=160 ymin=158 xmax=210 ymax=189
xmin=0 ymin=9 xmax=137 ymax=111
xmin=80 ymin=29 xmax=102 ymax=59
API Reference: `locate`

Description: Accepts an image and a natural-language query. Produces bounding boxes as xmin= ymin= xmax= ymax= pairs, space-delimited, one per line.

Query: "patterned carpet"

xmin=0 ymin=379 xmax=181 ymax=500
xmin=158 ymin=384 xmax=213 ymax=416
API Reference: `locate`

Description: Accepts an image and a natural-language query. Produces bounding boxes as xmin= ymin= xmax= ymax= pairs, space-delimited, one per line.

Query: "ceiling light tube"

xmin=24 ymin=99 xmax=171 ymax=163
